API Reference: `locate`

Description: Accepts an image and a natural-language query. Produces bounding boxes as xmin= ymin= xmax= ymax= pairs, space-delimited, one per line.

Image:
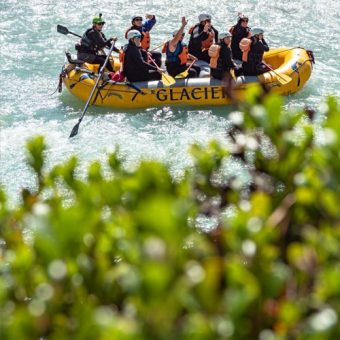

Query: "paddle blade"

xmin=161 ymin=73 xmax=176 ymax=86
xmin=69 ymin=122 xmax=80 ymax=138
xmin=276 ymin=73 xmax=292 ymax=85
xmin=175 ymin=70 xmax=188 ymax=79
xmin=57 ymin=25 xmax=69 ymax=35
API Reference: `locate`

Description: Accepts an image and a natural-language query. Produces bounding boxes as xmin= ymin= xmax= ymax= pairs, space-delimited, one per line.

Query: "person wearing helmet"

xmin=229 ymin=13 xmax=251 ymax=61
xmin=125 ymin=14 xmax=162 ymax=67
xmin=76 ymin=13 xmax=119 ymax=72
xmin=209 ymin=32 xmax=237 ymax=80
xmin=242 ymin=28 xmax=270 ymax=76
xmin=121 ymin=29 xmax=161 ymax=82
xmin=162 ymin=17 xmax=199 ymax=78
xmin=188 ymin=13 xmax=219 ymax=65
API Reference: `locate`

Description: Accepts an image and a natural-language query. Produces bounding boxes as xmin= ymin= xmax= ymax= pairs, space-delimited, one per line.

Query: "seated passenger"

xmin=188 ymin=14 xmax=218 ymax=75
xmin=121 ymin=30 xmax=161 ymax=82
xmin=240 ymin=28 xmax=270 ymax=76
xmin=162 ymin=17 xmax=199 ymax=78
xmin=125 ymin=14 xmax=162 ymax=67
xmin=76 ymin=14 xmax=119 ymax=72
xmin=209 ymin=32 xmax=237 ymax=80
xmin=229 ymin=14 xmax=251 ymax=62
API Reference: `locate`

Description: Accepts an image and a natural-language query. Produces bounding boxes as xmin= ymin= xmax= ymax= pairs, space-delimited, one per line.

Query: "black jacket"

xmin=230 ymin=24 xmax=250 ymax=60
xmin=123 ymin=42 xmax=158 ymax=82
xmin=188 ymin=23 xmax=218 ymax=62
xmin=242 ymin=37 xmax=269 ymax=75
xmin=77 ymin=27 xmax=118 ymax=54
xmin=249 ymin=37 xmax=269 ymax=63
xmin=211 ymin=43 xmax=235 ymax=80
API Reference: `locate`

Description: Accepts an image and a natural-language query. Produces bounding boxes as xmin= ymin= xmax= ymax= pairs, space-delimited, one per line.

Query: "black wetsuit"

xmin=242 ymin=37 xmax=270 ymax=76
xmin=77 ymin=27 xmax=119 ymax=72
xmin=122 ymin=42 xmax=161 ymax=82
xmin=230 ymin=23 xmax=250 ymax=60
xmin=210 ymin=43 xmax=236 ymax=80
xmin=188 ymin=23 xmax=219 ymax=62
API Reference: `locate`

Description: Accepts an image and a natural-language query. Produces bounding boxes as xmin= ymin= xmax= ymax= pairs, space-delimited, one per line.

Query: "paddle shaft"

xmin=69 ymin=42 xmax=116 ymax=138
xmin=146 ymin=52 xmax=163 ymax=72
xmin=149 ymin=42 xmax=165 ymax=52
xmin=67 ymin=30 xmax=82 ymax=39
xmin=263 ymin=62 xmax=289 ymax=83
xmin=185 ymin=59 xmax=196 ymax=72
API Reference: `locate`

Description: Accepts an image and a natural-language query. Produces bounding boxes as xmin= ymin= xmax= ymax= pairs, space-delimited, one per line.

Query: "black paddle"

xmin=69 ymin=41 xmax=116 ymax=138
xmin=57 ymin=25 xmax=82 ymax=38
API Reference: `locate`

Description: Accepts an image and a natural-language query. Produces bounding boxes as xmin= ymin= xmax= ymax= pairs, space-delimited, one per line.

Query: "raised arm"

xmin=169 ymin=17 xmax=188 ymax=52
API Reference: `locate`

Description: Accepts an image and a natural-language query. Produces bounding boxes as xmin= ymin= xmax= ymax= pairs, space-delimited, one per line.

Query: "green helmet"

xmin=92 ymin=13 xmax=105 ymax=25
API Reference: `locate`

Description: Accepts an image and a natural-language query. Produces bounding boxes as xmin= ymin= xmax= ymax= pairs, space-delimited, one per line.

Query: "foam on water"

xmin=1 ymin=0 xmax=339 ymax=204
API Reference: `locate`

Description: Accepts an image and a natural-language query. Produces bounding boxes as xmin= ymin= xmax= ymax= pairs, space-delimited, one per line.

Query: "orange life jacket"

xmin=162 ymin=41 xmax=188 ymax=65
xmin=208 ymin=44 xmax=221 ymax=69
xmin=239 ymin=38 xmax=251 ymax=62
xmin=119 ymin=47 xmax=126 ymax=72
xmin=189 ymin=25 xmax=215 ymax=50
xmin=125 ymin=29 xmax=151 ymax=50
xmin=140 ymin=31 xmax=150 ymax=50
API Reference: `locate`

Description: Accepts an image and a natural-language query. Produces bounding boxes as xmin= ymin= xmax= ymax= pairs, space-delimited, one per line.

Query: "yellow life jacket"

xmin=239 ymin=38 xmax=251 ymax=62
xmin=208 ymin=44 xmax=221 ymax=69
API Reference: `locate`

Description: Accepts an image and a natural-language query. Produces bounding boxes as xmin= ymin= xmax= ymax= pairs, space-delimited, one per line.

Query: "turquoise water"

xmin=1 ymin=0 xmax=339 ymax=204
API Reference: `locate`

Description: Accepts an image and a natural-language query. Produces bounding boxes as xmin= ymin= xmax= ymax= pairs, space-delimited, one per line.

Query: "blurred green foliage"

xmin=1 ymin=90 xmax=340 ymax=339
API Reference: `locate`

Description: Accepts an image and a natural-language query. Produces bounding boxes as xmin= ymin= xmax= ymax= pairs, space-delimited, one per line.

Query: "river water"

xmin=0 ymin=0 xmax=339 ymax=204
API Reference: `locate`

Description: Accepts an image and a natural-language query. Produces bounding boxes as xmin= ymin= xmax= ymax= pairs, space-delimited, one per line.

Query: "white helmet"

xmin=198 ymin=13 xmax=211 ymax=22
xmin=127 ymin=29 xmax=141 ymax=40
xmin=220 ymin=32 xmax=232 ymax=39
xmin=250 ymin=28 xmax=264 ymax=36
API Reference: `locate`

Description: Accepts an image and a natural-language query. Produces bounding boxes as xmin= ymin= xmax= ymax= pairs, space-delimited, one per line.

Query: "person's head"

xmin=131 ymin=15 xmax=143 ymax=27
xmin=92 ymin=13 xmax=105 ymax=30
xmin=237 ymin=14 xmax=249 ymax=28
xmin=250 ymin=28 xmax=264 ymax=39
xmin=219 ymin=32 xmax=232 ymax=45
xmin=173 ymin=30 xmax=185 ymax=41
xmin=127 ymin=29 xmax=142 ymax=46
xmin=198 ymin=13 xmax=212 ymax=25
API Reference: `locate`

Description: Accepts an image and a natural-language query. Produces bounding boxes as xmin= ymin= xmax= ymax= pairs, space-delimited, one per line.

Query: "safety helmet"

xmin=220 ymin=32 xmax=232 ymax=40
xmin=127 ymin=29 xmax=141 ymax=40
xmin=131 ymin=15 xmax=143 ymax=23
xmin=238 ymin=14 xmax=249 ymax=22
xmin=250 ymin=28 xmax=264 ymax=36
xmin=198 ymin=14 xmax=211 ymax=22
xmin=93 ymin=13 xmax=105 ymax=25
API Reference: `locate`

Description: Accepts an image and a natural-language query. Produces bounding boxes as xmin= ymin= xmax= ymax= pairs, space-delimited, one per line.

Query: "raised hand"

xmin=181 ymin=16 xmax=188 ymax=27
xmin=203 ymin=23 xmax=211 ymax=32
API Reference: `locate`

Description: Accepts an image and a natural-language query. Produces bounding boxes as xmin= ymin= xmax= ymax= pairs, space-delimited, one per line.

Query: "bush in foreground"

xmin=1 ymin=90 xmax=340 ymax=339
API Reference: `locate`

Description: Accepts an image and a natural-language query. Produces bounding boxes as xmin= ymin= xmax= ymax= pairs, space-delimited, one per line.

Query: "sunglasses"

xmin=242 ymin=19 xmax=248 ymax=23
xmin=205 ymin=19 xmax=211 ymax=23
xmin=96 ymin=23 xmax=105 ymax=25
xmin=134 ymin=18 xmax=143 ymax=21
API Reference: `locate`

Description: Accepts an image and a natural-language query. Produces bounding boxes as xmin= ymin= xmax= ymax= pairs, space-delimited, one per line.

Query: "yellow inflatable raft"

xmin=61 ymin=47 xmax=314 ymax=109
